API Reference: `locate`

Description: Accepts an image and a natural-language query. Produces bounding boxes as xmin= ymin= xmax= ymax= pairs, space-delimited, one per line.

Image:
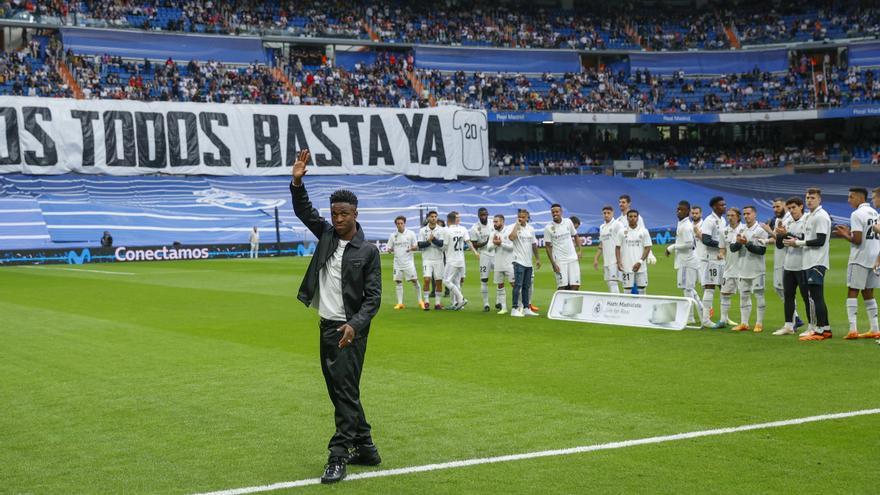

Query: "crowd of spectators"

xmin=5 ymin=1 xmax=880 ymax=51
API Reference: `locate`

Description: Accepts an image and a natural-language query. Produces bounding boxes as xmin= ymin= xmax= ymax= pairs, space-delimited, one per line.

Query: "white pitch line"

xmin=18 ymin=266 xmax=136 ymax=275
xmin=192 ymin=408 xmax=880 ymax=495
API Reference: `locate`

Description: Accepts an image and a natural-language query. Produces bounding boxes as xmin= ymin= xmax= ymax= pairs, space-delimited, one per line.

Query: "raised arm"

xmin=290 ymin=149 xmax=330 ymax=239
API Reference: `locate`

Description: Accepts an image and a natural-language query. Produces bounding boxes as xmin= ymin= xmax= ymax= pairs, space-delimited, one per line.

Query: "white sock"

xmin=480 ymin=281 xmax=489 ymax=306
xmin=755 ymin=290 xmax=765 ymax=325
xmin=866 ymin=298 xmax=879 ymax=332
xmin=395 ymin=284 xmax=403 ymax=305
xmin=423 ymin=290 xmax=430 ymax=302
xmin=497 ymin=286 xmax=506 ymax=309
xmin=784 ymin=321 xmax=793 ymax=330
xmin=435 ymin=293 xmax=441 ymax=305
xmin=847 ymin=298 xmax=859 ymax=332
xmin=412 ymin=282 xmax=422 ymax=303
xmin=740 ymin=291 xmax=752 ymax=325
xmin=775 ymin=286 xmax=784 ymax=300
xmin=607 ymin=281 xmax=619 ymax=293
xmin=702 ymin=288 xmax=715 ymax=322
xmin=685 ymin=288 xmax=701 ymax=322
xmin=447 ymin=281 xmax=463 ymax=304
xmin=720 ymin=294 xmax=731 ymax=321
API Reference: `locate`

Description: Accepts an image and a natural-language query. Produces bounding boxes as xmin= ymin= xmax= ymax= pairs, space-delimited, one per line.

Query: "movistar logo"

xmin=654 ymin=231 xmax=674 ymax=245
xmin=67 ymin=248 xmax=91 ymax=265
xmin=296 ymin=243 xmax=316 ymax=256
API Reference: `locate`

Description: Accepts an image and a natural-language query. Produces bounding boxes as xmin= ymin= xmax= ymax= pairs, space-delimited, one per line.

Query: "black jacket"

xmin=291 ymin=182 xmax=382 ymax=336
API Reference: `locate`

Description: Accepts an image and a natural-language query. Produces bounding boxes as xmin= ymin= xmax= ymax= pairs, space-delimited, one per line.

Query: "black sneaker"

xmin=348 ymin=443 xmax=382 ymax=466
xmin=495 ymin=303 xmax=502 ymax=310
xmin=320 ymin=456 xmax=347 ymax=484
xmin=483 ymin=305 xmax=490 ymax=312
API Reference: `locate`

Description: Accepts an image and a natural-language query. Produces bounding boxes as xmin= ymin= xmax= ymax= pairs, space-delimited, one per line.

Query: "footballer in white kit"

xmin=387 ymin=216 xmax=423 ymax=309
xmin=544 ymin=204 xmax=581 ymax=290
xmin=691 ymin=206 xmax=706 ymax=286
xmin=418 ymin=210 xmax=446 ymax=309
xmin=441 ymin=211 xmax=475 ymax=310
xmin=717 ymin=207 xmax=744 ymax=327
xmin=595 ymin=206 xmax=622 ymax=293
xmin=490 ymin=214 xmax=515 ymax=313
xmin=795 ymin=188 xmax=832 ymax=340
xmin=666 ymin=201 xmax=703 ymax=323
xmin=834 ymin=187 xmax=880 ymax=338
xmin=470 ymin=207 xmax=496 ymax=311
xmin=700 ymin=196 xmax=728 ymax=328
xmin=732 ymin=206 xmax=769 ymax=332
xmin=615 ymin=210 xmax=652 ymax=293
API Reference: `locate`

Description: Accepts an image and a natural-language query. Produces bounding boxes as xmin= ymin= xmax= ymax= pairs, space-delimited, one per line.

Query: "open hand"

xmin=292 ymin=149 xmax=310 ymax=184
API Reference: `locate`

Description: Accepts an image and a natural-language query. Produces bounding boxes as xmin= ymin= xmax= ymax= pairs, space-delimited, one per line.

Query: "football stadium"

xmin=1 ymin=0 xmax=880 ymax=493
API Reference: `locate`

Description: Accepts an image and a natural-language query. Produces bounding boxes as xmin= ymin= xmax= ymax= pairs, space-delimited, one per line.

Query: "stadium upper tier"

xmin=0 ymin=172 xmax=866 ymax=251
xmin=9 ymin=1 xmax=880 ymax=51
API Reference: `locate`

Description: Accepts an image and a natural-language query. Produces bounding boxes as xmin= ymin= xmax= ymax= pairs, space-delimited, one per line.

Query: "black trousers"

xmin=319 ymin=318 xmax=372 ymax=457
xmin=783 ymin=269 xmax=810 ymax=324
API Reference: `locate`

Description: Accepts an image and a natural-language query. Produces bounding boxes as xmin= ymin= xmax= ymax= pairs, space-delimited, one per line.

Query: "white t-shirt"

xmin=249 ymin=230 xmax=260 ymax=243
xmin=470 ymin=221 xmax=494 ymax=256
xmin=802 ymin=205 xmax=832 ymax=269
xmin=599 ymin=220 xmax=622 ymax=268
xmin=693 ymin=219 xmax=707 ymax=261
xmin=723 ymin=223 xmax=746 ymax=278
xmin=701 ymin=212 xmax=727 ymax=261
xmin=491 ymin=226 xmax=513 ymax=271
xmin=318 ymin=240 xmax=348 ymax=321
xmin=388 ymin=229 xmax=417 ymax=268
xmin=738 ymin=222 xmax=769 ymax=279
xmin=544 ymin=218 xmax=578 ymax=263
xmin=849 ymin=203 xmax=880 ymax=268
xmin=419 ymin=224 xmax=445 ymax=263
xmin=442 ymin=224 xmax=470 ymax=268
xmin=783 ymin=215 xmax=806 ymax=272
xmin=509 ymin=222 xmax=536 ymax=268
xmin=616 ymin=225 xmax=652 ymax=273
xmin=771 ymin=212 xmax=792 ymax=269
xmin=452 ymin=110 xmax=488 ymax=172
xmin=672 ymin=217 xmax=699 ymax=270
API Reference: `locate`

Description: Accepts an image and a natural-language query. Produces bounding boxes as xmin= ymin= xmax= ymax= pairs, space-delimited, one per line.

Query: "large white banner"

xmin=547 ymin=290 xmax=694 ymax=331
xmin=0 ymin=96 xmax=488 ymax=179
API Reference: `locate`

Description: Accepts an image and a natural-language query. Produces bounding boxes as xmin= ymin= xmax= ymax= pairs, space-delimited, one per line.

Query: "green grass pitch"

xmin=1 ymin=240 xmax=878 ymax=494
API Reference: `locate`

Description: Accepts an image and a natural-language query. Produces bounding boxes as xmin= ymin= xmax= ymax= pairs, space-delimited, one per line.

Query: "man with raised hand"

xmin=291 ymin=149 xmax=382 ymax=484
xmin=418 ymin=210 xmax=445 ymax=310
xmin=700 ymin=196 xmax=728 ymax=328
xmin=795 ymin=188 xmax=833 ymax=341
xmin=834 ymin=187 xmax=880 ymax=339
xmin=732 ymin=206 xmax=769 ymax=333
xmin=470 ymin=207 xmax=495 ymax=312
xmin=595 ymin=205 xmax=622 ymax=293
xmin=388 ymin=216 xmax=422 ymax=310
xmin=544 ymin=203 xmax=581 ymax=291
xmin=666 ymin=200 xmax=702 ymax=324
xmin=616 ymin=210 xmax=652 ymax=295
xmin=442 ymin=211 xmax=477 ymax=311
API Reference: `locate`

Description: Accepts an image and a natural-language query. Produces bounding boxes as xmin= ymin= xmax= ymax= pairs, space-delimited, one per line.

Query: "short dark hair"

xmin=550 ymin=203 xmax=562 ymax=209
xmin=806 ymin=187 xmax=822 ymax=196
xmin=772 ymin=197 xmax=786 ymax=204
xmin=330 ymin=189 xmax=358 ymax=207
xmin=494 ymin=214 xmax=505 ymax=221
xmin=678 ymin=200 xmax=691 ymax=209
xmin=850 ymin=187 xmax=869 ymax=198
xmin=627 ymin=209 xmax=639 ymax=217
xmin=785 ymin=196 xmax=803 ymax=206
xmin=709 ymin=196 xmax=724 ymax=207
xmin=692 ymin=205 xmax=702 ymax=212
xmin=518 ymin=208 xmax=529 ymax=215
xmin=619 ymin=194 xmax=631 ymax=203
xmin=569 ymin=215 xmax=581 ymax=226
xmin=478 ymin=207 xmax=488 ymax=214
xmin=394 ymin=215 xmax=406 ymax=223
xmin=447 ymin=211 xmax=459 ymax=223
xmin=601 ymin=205 xmax=613 ymax=212
xmin=426 ymin=210 xmax=438 ymax=217
xmin=743 ymin=205 xmax=756 ymax=213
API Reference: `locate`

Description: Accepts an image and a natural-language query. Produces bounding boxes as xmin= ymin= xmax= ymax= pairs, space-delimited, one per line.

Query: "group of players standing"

xmin=661 ymin=186 xmax=880 ymax=341
xmin=387 ymin=205 xmax=581 ymax=317
xmin=387 ymin=186 xmax=880 ymax=341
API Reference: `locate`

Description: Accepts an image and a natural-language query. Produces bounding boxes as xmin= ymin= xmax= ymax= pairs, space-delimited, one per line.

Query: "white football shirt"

xmin=470 ymin=221 xmax=494 ymax=256
xmin=802 ymin=205 xmax=831 ymax=269
xmin=418 ymin=224 xmax=445 ymax=263
xmin=442 ymin=224 xmax=470 ymax=268
xmin=616 ymin=225 xmax=652 ymax=273
xmin=738 ymin=222 xmax=769 ymax=279
xmin=849 ymin=203 xmax=880 ymax=268
xmin=388 ymin=229 xmax=417 ymax=268
xmin=544 ymin=218 xmax=578 ymax=263
xmin=599 ymin=220 xmax=622 ymax=268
